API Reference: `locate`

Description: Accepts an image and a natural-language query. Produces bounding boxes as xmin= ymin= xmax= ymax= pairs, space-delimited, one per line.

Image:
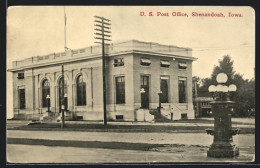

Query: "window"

xmin=160 ymin=77 xmax=169 ymax=103
xmin=17 ymin=73 xmax=24 ymax=79
xmin=178 ymin=62 xmax=187 ymax=69
xmin=18 ymin=88 xmax=25 ymax=109
xmin=116 ymin=115 xmax=124 ymax=120
xmin=77 ymin=75 xmax=86 ymax=106
xmin=181 ymin=113 xmax=187 ymax=119
xmin=114 ymin=58 xmax=124 ymax=67
xmin=141 ymin=76 xmax=149 ymax=108
xmin=160 ymin=60 xmax=170 ymax=68
xmin=116 ymin=76 xmax=125 ymax=104
xmin=42 ymin=79 xmax=50 ymax=107
xmin=140 ymin=58 xmax=151 ymax=66
xmin=179 ymin=77 xmax=187 ymax=103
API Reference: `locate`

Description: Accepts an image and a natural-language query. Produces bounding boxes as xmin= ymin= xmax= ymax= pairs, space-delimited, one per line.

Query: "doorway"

xmin=141 ymin=75 xmax=149 ymax=109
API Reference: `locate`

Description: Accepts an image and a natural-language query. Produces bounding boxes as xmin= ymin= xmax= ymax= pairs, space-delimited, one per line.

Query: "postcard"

xmin=6 ymin=6 xmax=255 ymax=163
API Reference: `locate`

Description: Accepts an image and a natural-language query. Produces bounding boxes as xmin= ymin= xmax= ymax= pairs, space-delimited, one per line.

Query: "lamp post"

xmin=61 ymin=65 xmax=65 ymax=128
xmin=64 ymin=93 xmax=68 ymax=111
xmin=46 ymin=94 xmax=50 ymax=112
xmin=157 ymin=91 xmax=162 ymax=117
xmin=206 ymin=73 xmax=239 ymax=158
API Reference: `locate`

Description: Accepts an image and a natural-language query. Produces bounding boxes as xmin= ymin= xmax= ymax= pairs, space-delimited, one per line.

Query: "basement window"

xmin=181 ymin=113 xmax=187 ymax=119
xmin=114 ymin=58 xmax=124 ymax=67
xmin=140 ymin=58 xmax=151 ymax=66
xmin=178 ymin=62 xmax=187 ymax=70
xmin=116 ymin=115 xmax=124 ymax=120
xmin=17 ymin=73 xmax=24 ymax=79
xmin=160 ymin=60 xmax=170 ymax=68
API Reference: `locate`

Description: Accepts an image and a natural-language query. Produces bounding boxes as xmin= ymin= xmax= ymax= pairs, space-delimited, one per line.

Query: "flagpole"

xmin=64 ymin=6 xmax=67 ymax=51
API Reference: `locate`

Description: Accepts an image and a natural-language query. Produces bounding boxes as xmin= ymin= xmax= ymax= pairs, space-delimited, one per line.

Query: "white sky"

xmin=6 ymin=6 xmax=255 ymax=118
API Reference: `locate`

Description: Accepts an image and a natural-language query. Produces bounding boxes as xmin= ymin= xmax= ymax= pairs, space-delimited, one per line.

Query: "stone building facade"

xmin=9 ymin=40 xmax=197 ymax=121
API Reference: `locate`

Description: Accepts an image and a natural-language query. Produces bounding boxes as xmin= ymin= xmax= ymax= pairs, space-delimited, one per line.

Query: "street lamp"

xmin=157 ymin=91 xmax=162 ymax=117
xmin=64 ymin=93 xmax=68 ymax=111
xmin=206 ymin=73 xmax=239 ymax=158
xmin=46 ymin=94 xmax=51 ymax=112
xmin=208 ymin=73 xmax=237 ymax=101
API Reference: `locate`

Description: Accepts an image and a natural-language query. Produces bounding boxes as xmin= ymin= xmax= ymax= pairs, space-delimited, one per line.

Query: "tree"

xmin=197 ymin=55 xmax=255 ymax=117
xmin=211 ymin=55 xmax=235 ymax=85
xmin=192 ymin=76 xmax=201 ymax=99
xmin=232 ymin=78 xmax=255 ymax=117
xmin=199 ymin=78 xmax=214 ymax=91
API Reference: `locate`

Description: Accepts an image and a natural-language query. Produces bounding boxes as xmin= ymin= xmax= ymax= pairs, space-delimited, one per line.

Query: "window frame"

xmin=76 ymin=75 xmax=86 ymax=106
xmin=115 ymin=76 xmax=125 ymax=104
xmin=140 ymin=58 xmax=151 ymax=66
xmin=17 ymin=72 xmax=24 ymax=79
xmin=114 ymin=58 xmax=125 ymax=67
xmin=160 ymin=76 xmax=169 ymax=103
xmin=18 ymin=88 xmax=26 ymax=109
xmin=178 ymin=77 xmax=187 ymax=103
xmin=178 ymin=61 xmax=187 ymax=70
xmin=160 ymin=60 xmax=170 ymax=68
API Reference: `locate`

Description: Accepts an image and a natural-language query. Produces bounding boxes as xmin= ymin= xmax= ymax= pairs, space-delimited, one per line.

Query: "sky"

xmin=6 ymin=6 xmax=255 ymax=118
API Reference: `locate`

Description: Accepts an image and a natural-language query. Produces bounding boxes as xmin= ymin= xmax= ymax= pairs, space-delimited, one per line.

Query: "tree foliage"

xmin=197 ymin=55 xmax=255 ymax=117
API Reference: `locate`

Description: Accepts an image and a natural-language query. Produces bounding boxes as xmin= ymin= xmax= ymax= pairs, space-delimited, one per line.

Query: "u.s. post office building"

xmin=9 ymin=40 xmax=197 ymax=121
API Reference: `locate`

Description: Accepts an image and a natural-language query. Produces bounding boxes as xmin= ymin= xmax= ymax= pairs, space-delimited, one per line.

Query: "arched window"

xmin=42 ymin=79 xmax=50 ymax=107
xmin=77 ymin=75 xmax=86 ymax=106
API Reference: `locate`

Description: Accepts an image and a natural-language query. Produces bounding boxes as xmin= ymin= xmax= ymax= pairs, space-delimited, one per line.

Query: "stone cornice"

xmin=8 ymin=50 xmax=197 ymax=72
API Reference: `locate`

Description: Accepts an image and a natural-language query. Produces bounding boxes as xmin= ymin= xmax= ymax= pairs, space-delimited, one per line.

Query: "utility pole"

xmin=94 ymin=16 xmax=112 ymax=125
xmin=61 ymin=65 xmax=65 ymax=128
xmin=194 ymin=79 xmax=199 ymax=118
xmin=64 ymin=6 xmax=68 ymax=51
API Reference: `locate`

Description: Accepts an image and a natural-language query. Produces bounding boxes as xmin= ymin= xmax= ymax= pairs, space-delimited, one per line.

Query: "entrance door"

xmin=141 ymin=76 xmax=149 ymax=109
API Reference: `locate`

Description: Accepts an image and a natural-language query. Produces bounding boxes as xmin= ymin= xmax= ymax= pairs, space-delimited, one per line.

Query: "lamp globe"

xmin=216 ymin=84 xmax=224 ymax=92
xmin=223 ymin=85 xmax=229 ymax=92
xmin=216 ymin=73 xmax=228 ymax=83
xmin=228 ymin=84 xmax=237 ymax=92
xmin=208 ymin=85 xmax=216 ymax=92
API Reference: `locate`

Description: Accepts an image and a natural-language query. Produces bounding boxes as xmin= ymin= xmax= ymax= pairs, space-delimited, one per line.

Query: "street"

xmin=7 ymin=130 xmax=255 ymax=163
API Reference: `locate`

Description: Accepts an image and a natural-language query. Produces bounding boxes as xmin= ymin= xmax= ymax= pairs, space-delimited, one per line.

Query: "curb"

xmin=8 ymin=127 xmax=255 ymax=134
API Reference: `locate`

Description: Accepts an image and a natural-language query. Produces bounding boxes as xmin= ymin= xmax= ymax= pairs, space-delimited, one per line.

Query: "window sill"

xmin=114 ymin=66 xmax=125 ymax=68
xmin=160 ymin=67 xmax=170 ymax=70
xmin=140 ymin=65 xmax=151 ymax=68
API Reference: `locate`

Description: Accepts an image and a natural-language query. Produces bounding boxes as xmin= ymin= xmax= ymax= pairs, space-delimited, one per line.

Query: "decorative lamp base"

xmin=207 ymin=142 xmax=239 ymax=158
